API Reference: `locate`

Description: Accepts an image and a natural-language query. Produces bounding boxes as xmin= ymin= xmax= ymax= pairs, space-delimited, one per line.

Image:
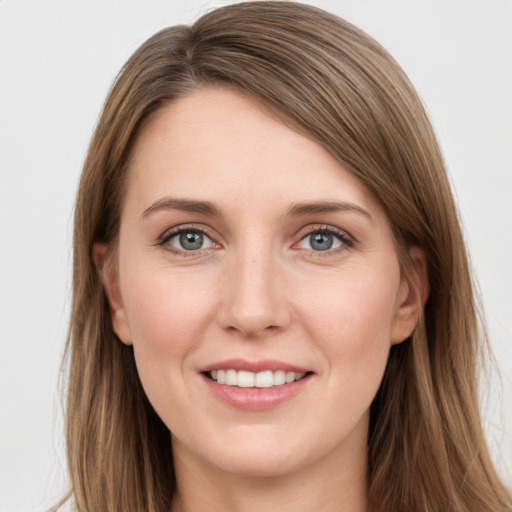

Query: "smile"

xmin=207 ymin=369 xmax=307 ymax=388
xmin=200 ymin=359 xmax=314 ymax=410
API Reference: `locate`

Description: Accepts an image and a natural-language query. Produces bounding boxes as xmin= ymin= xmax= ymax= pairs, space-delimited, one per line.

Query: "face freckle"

xmin=104 ymin=86 xmax=420 ymax=480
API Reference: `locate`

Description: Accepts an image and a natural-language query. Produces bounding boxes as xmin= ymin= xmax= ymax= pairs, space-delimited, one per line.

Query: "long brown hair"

xmin=62 ymin=2 xmax=511 ymax=511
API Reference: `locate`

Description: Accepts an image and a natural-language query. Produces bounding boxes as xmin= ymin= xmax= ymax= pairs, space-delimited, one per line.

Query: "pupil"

xmin=180 ymin=231 xmax=203 ymax=250
xmin=310 ymin=232 xmax=333 ymax=251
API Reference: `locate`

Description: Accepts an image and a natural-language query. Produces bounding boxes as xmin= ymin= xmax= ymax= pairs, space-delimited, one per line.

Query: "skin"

xmin=96 ymin=87 xmax=427 ymax=512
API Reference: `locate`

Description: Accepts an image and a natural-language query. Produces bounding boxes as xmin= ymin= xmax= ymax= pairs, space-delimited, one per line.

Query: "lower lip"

xmin=202 ymin=374 xmax=312 ymax=410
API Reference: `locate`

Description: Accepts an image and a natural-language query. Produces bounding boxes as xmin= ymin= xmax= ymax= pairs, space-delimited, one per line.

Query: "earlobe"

xmin=93 ymin=243 xmax=133 ymax=346
xmin=391 ymin=246 xmax=430 ymax=345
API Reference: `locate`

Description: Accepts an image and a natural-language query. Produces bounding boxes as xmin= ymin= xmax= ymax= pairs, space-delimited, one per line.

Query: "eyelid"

xmin=157 ymin=224 xmax=221 ymax=253
xmin=155 ymin=223 xmax=354 ymax=255
xmin=293 ymin=225 xmax=355 ymax=251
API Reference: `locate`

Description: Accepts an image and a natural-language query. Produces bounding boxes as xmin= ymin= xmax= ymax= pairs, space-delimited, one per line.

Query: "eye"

xmin=296 ymin=228 xmax=351 ymax=252
xmin=163 ymin=228 xmax=215 ymax=252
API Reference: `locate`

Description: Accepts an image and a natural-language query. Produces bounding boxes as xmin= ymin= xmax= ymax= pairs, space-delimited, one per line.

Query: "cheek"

xmin=124 ymin=263 xmax=212 ymax=338
xmin=120 ymin=263 xmax=218 ymax=385
xmin=303 ymin=265 xmax=398 ymax=332
xmin=295 ymin=264 xmax=400 ymax=379
xmin=119 ymin=264 xmax=222 ymax=431
xmin=299 ymin=269 xmax=399 ymax=437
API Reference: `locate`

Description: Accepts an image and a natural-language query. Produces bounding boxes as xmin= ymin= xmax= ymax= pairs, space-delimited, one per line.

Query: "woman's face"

xmin=100 ymin=87 xmax=422 ymax=478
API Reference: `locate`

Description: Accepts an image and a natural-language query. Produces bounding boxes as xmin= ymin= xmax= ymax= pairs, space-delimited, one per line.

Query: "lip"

xmin=198 ymin=359 xmax=314 ymax=411
xmin=198 ymin=358 xmax=311 ymax=373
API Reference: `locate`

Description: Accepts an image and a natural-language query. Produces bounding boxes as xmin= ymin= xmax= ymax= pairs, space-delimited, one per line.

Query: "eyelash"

xmin=157 ymin=225 xmax=217 ymax=257
xmin=295 ymin=225 xmax=355 ymax=255
xmin=156 ymin=224 xmax=355 ymax=257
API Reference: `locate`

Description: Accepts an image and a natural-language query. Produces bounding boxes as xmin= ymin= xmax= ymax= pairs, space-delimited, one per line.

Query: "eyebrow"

xmin=286 ymin=201 xmax=373 ymax=222
xmin=141 ymin=197 xmax=222 ymax=219
xmin=141 ymin=197 xmax=372 ymax=223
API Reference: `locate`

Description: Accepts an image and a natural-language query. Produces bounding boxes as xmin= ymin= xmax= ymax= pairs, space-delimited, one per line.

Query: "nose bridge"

xmin=219 ymin=236 xmax=290 ymax=337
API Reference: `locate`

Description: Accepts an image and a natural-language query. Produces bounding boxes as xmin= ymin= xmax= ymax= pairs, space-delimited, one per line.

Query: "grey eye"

xmin=179 ymin=231 xmax=204 ymax=250
xmin=309 ymin=232 xmax=334 ymax=251
xmin=297 ymin=230 xmax=344 ymax=252
xmin=166 ymin=230 xmax=214 ymax=251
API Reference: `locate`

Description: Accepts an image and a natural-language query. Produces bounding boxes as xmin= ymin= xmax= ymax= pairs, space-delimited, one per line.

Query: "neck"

xmin=170 ymin=425 xmax=368 ymax=512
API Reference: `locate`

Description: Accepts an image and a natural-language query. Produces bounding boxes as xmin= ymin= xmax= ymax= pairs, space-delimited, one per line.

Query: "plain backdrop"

xmin=1 ymin=1 xmax=511 ymax=510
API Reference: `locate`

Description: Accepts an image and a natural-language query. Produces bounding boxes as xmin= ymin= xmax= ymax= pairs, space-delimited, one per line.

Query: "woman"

xmin=58 ymin=1 xmax=511 ymax=511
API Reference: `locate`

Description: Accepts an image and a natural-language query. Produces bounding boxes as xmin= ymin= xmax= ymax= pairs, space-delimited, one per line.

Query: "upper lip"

xmin=198 ymin=358 xmax=311 ymax=374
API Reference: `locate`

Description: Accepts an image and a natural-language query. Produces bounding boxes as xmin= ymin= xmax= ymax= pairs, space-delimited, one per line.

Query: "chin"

xmin=178 ymin=429 xmax=310 ymax=479
xmin=212 ymin=450 xmax=304 ymax=478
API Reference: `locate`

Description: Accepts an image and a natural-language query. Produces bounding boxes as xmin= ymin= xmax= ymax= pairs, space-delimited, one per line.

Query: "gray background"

xmin=1 ymin=1 xmax=511 ymax=510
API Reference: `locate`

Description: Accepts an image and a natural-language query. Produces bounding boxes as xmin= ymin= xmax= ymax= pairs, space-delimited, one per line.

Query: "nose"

xmin=217 ymin=244 xmax=292 ymax=338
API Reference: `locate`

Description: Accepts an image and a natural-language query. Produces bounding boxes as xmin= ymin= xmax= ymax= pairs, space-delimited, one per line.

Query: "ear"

xmin=93 ymin=243 xmax=133 ymax=345
xmin=390 ymin=246 xmax=430 ymax=345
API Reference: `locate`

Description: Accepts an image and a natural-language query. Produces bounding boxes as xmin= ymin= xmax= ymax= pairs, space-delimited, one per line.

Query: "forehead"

xmin=125 ymin=87 xmax=383 ymax=222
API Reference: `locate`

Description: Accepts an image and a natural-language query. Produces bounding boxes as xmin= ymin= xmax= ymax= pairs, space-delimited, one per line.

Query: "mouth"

xmin=203 ymin=369 xmax=312 ymax=388
xmin=199 ymin=359 xmax=314 ymax=409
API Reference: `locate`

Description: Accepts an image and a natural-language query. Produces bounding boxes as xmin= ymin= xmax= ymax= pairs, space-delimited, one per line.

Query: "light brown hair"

xmin=62 ymin=2 xmax=511 ymax=511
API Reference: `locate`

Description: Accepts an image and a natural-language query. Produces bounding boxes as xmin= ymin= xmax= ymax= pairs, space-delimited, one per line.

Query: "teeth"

xmin=255 ymin=370 xmax=273 ymax=388
xmin=209 ymin=369 xmax=308 ymax=388
xmin=225 ymin=369 xmax=237 ymax=385
xmin=237 ymin=370 xmax=255 ymax=388
xmin=273 ymin=370 xmax=286 ymax=386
